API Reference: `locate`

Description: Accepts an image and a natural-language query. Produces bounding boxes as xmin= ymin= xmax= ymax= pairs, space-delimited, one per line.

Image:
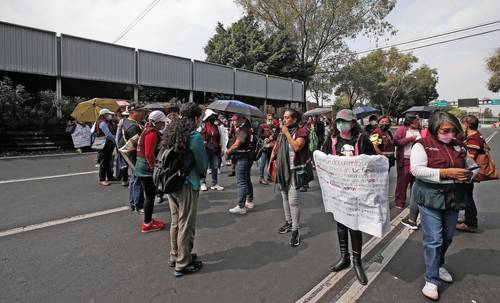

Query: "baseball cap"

xmin=148 ymin=110 xmax=168 ymax=123
xmin=335 ymin=109 xmax=356 ymax=122
xmin=99 ymin=108 xmax=114 ymax=116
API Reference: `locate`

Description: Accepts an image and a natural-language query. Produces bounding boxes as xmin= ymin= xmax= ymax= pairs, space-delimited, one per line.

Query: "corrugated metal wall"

xmin=267 ymin=76 xmax=292 ymax=101
xmin=137 ymin=50 xmax=192 ymax=90
xmin=61 ymin=35 xmax=135 ymax=84
xmin=292 ymin=80 xmax=304 ymax=102
xmin=193 ymin=61 xmax=234 ymax=95
xmin=0 ymin=22 xmax=56 ymax=76
xmin=235 ymin=69 xmax=266 ymax=98
xmin=0 ymin=22 xmax=306 ymax=102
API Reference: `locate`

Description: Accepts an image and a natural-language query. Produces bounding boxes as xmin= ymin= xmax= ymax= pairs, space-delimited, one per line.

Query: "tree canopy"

xmin=332 ymin=48 xmax=439 ymax=116
xmin=235 ymin=0 xmax=396 ymax=90
xmin=486 ymin=48 xmax=500 ymax=93
xmin=204 ymin=14 xmax=301 ymax=79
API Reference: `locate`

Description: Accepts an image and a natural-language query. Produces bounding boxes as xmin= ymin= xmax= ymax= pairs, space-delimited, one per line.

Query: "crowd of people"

xmin=90 ymin=101 xmax=491 ymax=300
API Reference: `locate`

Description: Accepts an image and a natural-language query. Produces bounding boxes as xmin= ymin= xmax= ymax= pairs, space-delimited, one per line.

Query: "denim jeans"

xmin=235 ymin=156 xmax=253 ymax=208
xmin=208 ymin=153 xmax=220 ymax=186
xmin=281 ymin=172 xmax=300 ymax=231
xmin=258 ymin=149 xmax=268 ymax=178
xmin=115 ymin=153 xmax=129 ymax=182
xmin=129 ymin=172 xmax=144 ymax=210
xmin=418 ymin=205 xmax=459 ymax=286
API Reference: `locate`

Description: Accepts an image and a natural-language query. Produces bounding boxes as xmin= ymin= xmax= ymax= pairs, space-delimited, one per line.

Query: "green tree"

xmin=309 ymin=72 xmax=333 ymax=106
xmin=448 ymin=108 xmax=466 ymax=118
xmin=339 ymin=48 xmax=438 ymax=116
xmin=486 ymin=48 xmax=500 ymax=93
xmin=235 ymin=0 xmax=396 ymax=94
xmin=204 ymin=15 xmax=300 ymax=78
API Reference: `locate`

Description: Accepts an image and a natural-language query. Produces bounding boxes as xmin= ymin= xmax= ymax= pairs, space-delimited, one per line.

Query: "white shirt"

xmin=404 ymin=129 xmax=421 ymax=158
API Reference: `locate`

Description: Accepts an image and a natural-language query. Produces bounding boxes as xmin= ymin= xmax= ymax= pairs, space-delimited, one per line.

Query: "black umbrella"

xmin=403 ymin=106 xmax=438 ymax=118
xmin=353 ymin=106 xmax=380 ymax=119
xmin=207 ymin=100 xmax=265 ymax=119
xmin=304 ymin=107 xmax=332 ymax=117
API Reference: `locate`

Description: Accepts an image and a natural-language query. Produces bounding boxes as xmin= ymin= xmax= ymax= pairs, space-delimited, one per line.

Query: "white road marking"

xmin=0 ymin=206 xmax=129 ymax=238
xmin=485 ymin=131 xmax=497 ymax=143
xmin=0 ymin=152 xmax=96 ymax=160
xmin=0 ymin=171 xmax=98 ymax=185
xmin=336 ymin=226 xmax=415 ymax=303
xmin=296 ymin=208 xmax=409 ymax=303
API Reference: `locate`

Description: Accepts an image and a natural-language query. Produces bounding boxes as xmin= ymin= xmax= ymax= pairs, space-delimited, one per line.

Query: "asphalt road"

xmin=0 ymin=129 xmax=498 ymax=303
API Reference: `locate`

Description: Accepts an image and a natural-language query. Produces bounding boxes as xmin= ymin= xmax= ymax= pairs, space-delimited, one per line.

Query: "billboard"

xmin=458 ymin=98 xmax=479 ymax=107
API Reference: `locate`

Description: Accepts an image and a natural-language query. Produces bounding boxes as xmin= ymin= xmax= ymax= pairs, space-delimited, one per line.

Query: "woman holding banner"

xmin=410 ymin=112 xmax=477 ymax=300
xmin=322 ymin=109 xmax=376 ymax=285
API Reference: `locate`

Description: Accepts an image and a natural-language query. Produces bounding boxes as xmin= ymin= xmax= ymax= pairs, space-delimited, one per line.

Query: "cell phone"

xmin=468 ymin=165 xmax=479 ymax=171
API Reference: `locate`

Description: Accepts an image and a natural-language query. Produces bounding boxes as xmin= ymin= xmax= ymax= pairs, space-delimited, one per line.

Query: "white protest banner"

xmin=313 ymin=150 xmax=390 ymax=238
xmin=71 ymin=124 xmax=92 ymax=148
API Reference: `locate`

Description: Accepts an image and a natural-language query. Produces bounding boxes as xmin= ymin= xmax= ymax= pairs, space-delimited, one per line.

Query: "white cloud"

xmin=0 ymin=0 xmax=499 ymax=101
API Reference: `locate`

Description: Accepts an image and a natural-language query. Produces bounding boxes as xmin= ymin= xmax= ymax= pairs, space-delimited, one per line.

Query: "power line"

xmin=113 ymin=0 xmax=162 ymax=44
xmin=392 ymin=27 xmax=500 ymax=53
xmin=355 ymin=18 xmax=500 ymax=55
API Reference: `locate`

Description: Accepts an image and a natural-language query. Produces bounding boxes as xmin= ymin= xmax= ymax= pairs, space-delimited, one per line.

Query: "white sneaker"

xmin=422 ymin=282 xmax=439 ymax=301
xmin=207 ymin=169 xmax=212 ymax=174
xmin=200 ymin=183 xmax=208 ymax=191
xmin=439 ymin=267 xmax=453 ymax=283
xmin=210 ymin=184 xmax=224 ymax=191
xmin=229 ymin=205 xmax=247 ymax=215
xmin=245 ymin=201 xmax=255 ymax=209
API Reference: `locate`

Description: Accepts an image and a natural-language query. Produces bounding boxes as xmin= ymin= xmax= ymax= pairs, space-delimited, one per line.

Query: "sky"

xmin=1 ymin=0 xmax=499 ymax=103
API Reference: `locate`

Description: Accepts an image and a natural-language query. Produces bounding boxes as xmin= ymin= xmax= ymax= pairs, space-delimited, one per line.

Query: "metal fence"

xmin=0 ymin=21 xmax=304 ymax=102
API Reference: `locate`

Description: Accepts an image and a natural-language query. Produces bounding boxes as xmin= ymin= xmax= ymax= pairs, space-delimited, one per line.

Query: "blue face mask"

xmin=336 ymin=121 xmax=351 ymax=133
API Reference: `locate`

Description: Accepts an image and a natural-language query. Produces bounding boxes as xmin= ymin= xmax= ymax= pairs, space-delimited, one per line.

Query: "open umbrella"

xmin=353 ymin=106 xmax=380 ymax=119
xmin=143 ymin=102 xmax=169 ymax=110
xmin=70 ymin=98 xmax=120 ymax=122
xmin=304 ymin=107 xmax=332 ymax=117
xmin=207 ymin=100 xmax=265 ymax=119
xmin=403 ymin=106 xmax=438 ymax=118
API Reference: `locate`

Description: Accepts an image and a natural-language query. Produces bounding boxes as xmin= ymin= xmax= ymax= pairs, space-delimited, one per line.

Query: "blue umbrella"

xmin=207 ymin=99 xmax=265 ymax=119
xmin=353 ymin=106 xmax=380 ymax=119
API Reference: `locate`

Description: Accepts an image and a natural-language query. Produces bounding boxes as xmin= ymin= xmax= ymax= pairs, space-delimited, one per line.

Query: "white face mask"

xmin=105 ymin=115 xmax=113 ymax=121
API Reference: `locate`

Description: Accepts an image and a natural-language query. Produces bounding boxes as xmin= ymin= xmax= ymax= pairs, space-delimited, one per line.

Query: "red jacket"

xmin=393 ymin=126 xmax=421 ymax=161
xmin=418 ymin=135 xmax=466 ymax=169
xmin=136 ymin=127 xmax=159 ymax=170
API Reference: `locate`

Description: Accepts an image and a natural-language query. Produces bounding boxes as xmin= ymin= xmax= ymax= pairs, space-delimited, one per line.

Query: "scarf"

xmin=276 ymin=124 xmax=298 ymax=189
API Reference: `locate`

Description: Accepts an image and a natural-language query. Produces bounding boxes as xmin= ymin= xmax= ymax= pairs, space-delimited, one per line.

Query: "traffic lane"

xmin=0 ymin=180 xmax=341 ymax=303
xmin=0 ymin=153 xmax=98 ymax=181
xmin=0 ymin=173 xmax=128 ymax=231
xmin=357 ymin=130 xmax=500 ymax=303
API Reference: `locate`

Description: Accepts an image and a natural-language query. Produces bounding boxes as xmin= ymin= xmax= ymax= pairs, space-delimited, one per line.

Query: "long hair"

xmin=162 ymin=102 xmax=202 ymax=153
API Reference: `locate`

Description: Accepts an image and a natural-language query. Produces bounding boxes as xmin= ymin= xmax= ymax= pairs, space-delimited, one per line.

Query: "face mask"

xmin=438 ymin=132 xmax=454 ymax=144
xmin=336 ymin=121 xmax=351 ymax=133
xmin=105 ymin=115 xmax=112 ymax=121
xmin=370 ymin=120 xmax=377 ymax=126
xmin=380 ymin=124 xmax=390 ymax=131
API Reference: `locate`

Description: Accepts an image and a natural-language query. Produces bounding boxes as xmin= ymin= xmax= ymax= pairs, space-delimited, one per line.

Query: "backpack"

xmin=153 ymin=147 xmax=194 ymax=195
xmin=474 ymin=142 xmax=499 ymax=182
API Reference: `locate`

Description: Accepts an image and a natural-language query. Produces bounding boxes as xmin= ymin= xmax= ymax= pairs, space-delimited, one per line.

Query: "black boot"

xmin=350 ymin=228 xmax=368 ymax=285
xmin=352 ymin=251 xmax=367 ymax=285
xmin=330 ymin=226 xmax=350 ymax=272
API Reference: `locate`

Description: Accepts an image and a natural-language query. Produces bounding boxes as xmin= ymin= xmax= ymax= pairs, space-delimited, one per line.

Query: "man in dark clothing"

xmin=122 ymin=104 xmax=146 ymax=212
xmin=457 ymin=115 xmax=485 ymax=233
xmin=365 ymin=114 xmax=379 ymax=134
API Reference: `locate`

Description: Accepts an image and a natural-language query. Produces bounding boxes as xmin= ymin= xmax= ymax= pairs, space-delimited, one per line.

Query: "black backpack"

xmin=153 ymin=146 xmax=194 ymax=195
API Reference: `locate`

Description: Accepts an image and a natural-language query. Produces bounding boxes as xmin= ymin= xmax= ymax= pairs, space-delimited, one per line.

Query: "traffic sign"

xmin=490 ymin=99 xmax=500 ymax=105
xmin=431 ymin=100 xmax=448 ymax=107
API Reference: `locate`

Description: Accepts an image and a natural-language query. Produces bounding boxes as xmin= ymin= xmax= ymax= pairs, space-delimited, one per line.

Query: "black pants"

xmin=98 ymin=140 xmax=115 ymax=181
xmin=464 ymin=183 xmax=478 ymax=227
xmin=337 ymin=222 xmax=362 ymax=253
xmin=139 ymin=176 xmax=157 ymax=224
